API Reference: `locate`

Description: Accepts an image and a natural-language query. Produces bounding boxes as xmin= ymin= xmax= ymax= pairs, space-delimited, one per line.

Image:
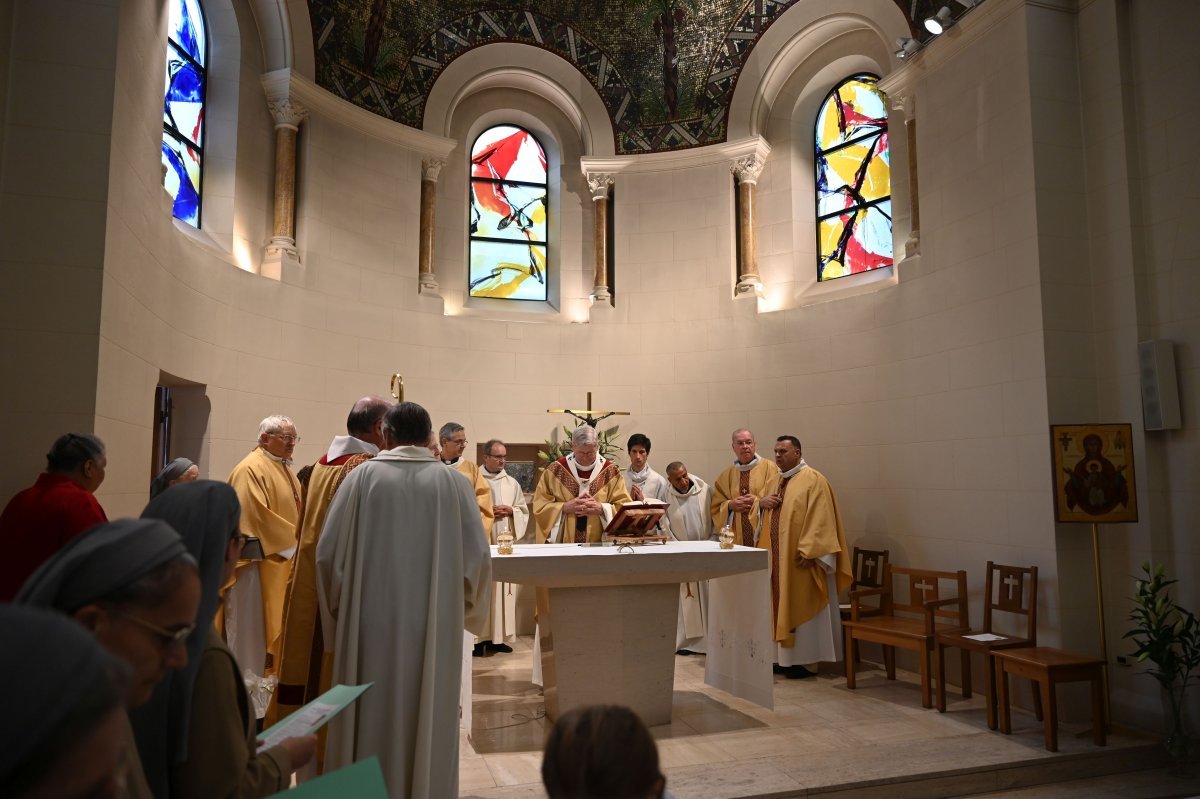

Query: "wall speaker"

xmin=1138 ymin=339 xmax=1181 ymax=431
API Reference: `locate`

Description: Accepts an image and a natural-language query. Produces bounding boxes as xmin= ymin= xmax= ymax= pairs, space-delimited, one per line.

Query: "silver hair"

xmin=258 ymin=415 xmax=295 ymax=436
xmin=438 ymin=422 xmax=464 ymax=442
xmin=571 ymin=425 xmax=598 ymax=447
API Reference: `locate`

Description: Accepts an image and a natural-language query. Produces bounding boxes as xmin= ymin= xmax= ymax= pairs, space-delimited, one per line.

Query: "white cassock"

xmin=624 ymin=465 xmax=673 ymax=537
xmin=665 ymin=475 xmax=714 ymax=653
xmin=481 ymin=466 xmax=529 ymax=643
xmin=316 ymin=446 xmax=491 ymax=799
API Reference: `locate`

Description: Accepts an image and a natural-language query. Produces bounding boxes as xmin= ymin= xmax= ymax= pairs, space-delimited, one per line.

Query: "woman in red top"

xmin=0 ymin=432 xmax=108 ymax=599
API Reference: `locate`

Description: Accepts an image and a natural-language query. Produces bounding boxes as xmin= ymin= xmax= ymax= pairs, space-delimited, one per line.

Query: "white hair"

xmin=258 ymin=415 xmax=295 ymax=436
xmin=571 ymin=425 xmax=598 ymax=447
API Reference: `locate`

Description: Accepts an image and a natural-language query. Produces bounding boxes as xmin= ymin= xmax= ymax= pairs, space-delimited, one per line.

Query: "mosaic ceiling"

xmin=305 ymin=1 xmax=940 ymax=154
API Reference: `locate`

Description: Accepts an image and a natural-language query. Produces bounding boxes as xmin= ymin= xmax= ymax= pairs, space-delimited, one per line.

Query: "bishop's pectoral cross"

xmin=547 ymin=391 xmax=630 ymax=428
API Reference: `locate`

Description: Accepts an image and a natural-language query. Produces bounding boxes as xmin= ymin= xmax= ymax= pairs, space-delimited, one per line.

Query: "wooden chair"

xmin=839 ymin=547 xmax=889 ymax=663
xmin=844 ymin=565 xmax=969 ymax=708
xmin=994 ymin=647 xmax=1106 ymax=752
xmin=933 ymin=562 xmax=1042 ymax=730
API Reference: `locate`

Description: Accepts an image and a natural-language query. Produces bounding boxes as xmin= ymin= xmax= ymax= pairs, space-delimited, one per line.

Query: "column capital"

xmin=730 ymin=154 xmax=765 ymax=185
xmin=422 ymin=157 xmax=446 ymax=182
xmin=267 ymin=98 xmax=308 ymax=130
xmin=887 ymin=89 xmax=916 ymax=118
xmin=586 ymin=172 xmax=614 ymax=201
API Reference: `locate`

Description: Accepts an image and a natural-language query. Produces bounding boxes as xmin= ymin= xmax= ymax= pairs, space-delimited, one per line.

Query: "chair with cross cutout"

xmin=844 ymin=565 xmax=969 ymax=708
xmin=839 ymin=547 xmax=890 ymax=663
xmin=932 ymin=562 xmax=1042 ymax=729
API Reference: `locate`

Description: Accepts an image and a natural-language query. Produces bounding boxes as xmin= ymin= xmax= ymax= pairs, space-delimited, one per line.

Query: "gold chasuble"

xmin=533 ymin=456 xmax=631 ymax=543
xmin=758 ymin=464 xmax=852 ymax=647
xmin=710 ymin=457 xmax=779 ymax=547
xmin=453 ymin=459 xmax=495 ymax=543
xmin=267 ymin=450 xmax=372 ymax=730
xmin=227 ymin=447 xmax=302 ymax=666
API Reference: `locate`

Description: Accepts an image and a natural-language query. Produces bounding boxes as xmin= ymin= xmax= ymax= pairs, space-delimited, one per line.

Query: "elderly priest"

xmin=711 ymin=428 xmax=779 ymax=547
xmin=534 ymin=425 xmax=631 ymax=543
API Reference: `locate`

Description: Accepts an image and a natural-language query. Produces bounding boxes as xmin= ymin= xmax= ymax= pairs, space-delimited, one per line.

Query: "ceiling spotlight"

xmin=925 ymin=6 xmax=955 ymax=35
xmin=894 ymin=37 xmax=921 ymax=59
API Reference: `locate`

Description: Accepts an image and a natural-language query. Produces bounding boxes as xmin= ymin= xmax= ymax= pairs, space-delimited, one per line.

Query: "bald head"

xmin=347 ymin=396 xmax=391 ymax=448
xmin=731 ymin=428 xmax=757 ymax=465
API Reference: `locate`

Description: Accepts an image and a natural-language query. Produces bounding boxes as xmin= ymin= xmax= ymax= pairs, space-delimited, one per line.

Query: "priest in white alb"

xmin=757 ymin=435 xmax=852 ymax=679
xmin=533 ymin=425 xmax=631 ymax=543
xmin=478 ymin=438 xmax=529 ymax=654
xmin=664 ymin=461 xmax=715 ymax=654
xmin=316 ymin=402 xmax=491 ymax=798
xmin=711 ymin=428 xmax=779 ymax=547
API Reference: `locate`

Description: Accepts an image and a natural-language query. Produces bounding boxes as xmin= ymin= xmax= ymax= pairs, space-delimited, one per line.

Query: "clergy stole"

xmin=710 ymin=458 xmax=779 ymax=548
xmin=533 ymin=458 xmax=631 ymax=544
xmin=454 ymin=460 xmax=495 ymax=544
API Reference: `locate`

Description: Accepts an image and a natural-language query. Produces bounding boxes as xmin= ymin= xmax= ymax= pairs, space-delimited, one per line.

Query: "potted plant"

xmin=1124 ymin=561 xmax=1200 ymax=769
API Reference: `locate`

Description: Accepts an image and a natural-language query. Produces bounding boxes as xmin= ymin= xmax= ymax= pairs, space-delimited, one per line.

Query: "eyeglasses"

xmin=269 ymin=433 xmax=300 ymax=444
xmin=107 ymin=606 xmax=195 ymax=650
xmin=449 ymin=437 xmax=467 ymax=446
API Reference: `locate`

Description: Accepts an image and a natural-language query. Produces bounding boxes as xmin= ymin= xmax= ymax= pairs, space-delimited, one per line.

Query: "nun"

xmin=17 ymin=518 xmax=202 ymax=799
xmin=0 ymin=604 xmax=129 ymax=799
xmin=150 ymin=457 xmax=200 ymax=499
xmin=138 ymin=480 xmax=315 ymax=799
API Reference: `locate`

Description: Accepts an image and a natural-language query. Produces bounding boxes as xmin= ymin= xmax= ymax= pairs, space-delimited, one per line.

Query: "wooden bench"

xmin=844 ymin=565 xmax=969 ymax=708
xmin=993 ymin=646 xmax=1106 ymax=752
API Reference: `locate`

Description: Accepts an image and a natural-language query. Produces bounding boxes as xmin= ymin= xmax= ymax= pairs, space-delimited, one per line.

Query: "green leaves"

xmin=1125 ymin=562 xmax=1200 ymax=695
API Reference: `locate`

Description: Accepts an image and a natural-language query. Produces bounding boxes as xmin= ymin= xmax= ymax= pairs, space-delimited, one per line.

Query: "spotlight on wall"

xmin=924 ymin=6 xmax=955 ymax=34
xmin=894 ymin=37 xmax=921 ymax=59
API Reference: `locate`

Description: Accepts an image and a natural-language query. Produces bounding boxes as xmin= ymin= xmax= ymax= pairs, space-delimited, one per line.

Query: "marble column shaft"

xmin=587 ymin=173 xmax=613 ymax=301
xmin=419 ymin=158 xmax=444 ymax=291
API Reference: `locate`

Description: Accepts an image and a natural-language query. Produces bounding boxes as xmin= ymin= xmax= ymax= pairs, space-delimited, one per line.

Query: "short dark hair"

xmin=542 ymin=705 xmax=664 ymax=799
xmin=438 ymin=422 xmax=464 ymax=443
xmin=346 ymin=398 xmax=389 ymax=438
xmin=665 ymin=461 xmax=685 ymax=475
xmin=386 ymin=402 xmax=433 ymax=447
xmin=776 ymin=435 xmax=802 ymax=452
xmin=45 ymin=433 xmax=105 ymax=474
xmin=482 ymin=439 xmax=505 ymax=457
xmin=628 ymin=433 xmax=651 ymax=452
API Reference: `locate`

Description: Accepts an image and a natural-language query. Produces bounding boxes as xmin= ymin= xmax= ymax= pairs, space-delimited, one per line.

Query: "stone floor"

xmin=458 ymin=636 xmax=1199 ymax=799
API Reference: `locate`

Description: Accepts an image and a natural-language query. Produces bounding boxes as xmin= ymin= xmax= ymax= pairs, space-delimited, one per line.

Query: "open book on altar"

xmin=603 ymin=499 xmax=669 ymax=536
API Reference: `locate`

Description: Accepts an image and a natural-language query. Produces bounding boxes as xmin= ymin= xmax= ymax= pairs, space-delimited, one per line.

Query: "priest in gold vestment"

xmin=226 ymin=416 xmax=302 ymax=679
xmin=267 ymin=397 xmax=390 ymax=730
xmin=710 ymin=428 xmax=780 ymax=546
xmin=440 ymin=422 xmax=494 ymax=544
xmin=533 ymin=425 xmax=631 ymax=543
xmin=757 ymin=435 xmax=852 ymax=679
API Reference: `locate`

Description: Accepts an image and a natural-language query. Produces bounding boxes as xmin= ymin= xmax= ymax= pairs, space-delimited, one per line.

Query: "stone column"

xmin=587 ymin=172 xmax=613 ymax=301
xmin=890 ymin=91 xmax=920 ymax=257
xmin=731 ymin=154 xmax=765 ymax=295
xmin=265 ymin=98 xmax=308 ymax=266
xmin=418 ymin=157 xmax=445 ymax=293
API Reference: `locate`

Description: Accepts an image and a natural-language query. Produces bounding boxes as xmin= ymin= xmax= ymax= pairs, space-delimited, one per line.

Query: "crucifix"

xmin=547 ymin=391 xmax=629 ymax=428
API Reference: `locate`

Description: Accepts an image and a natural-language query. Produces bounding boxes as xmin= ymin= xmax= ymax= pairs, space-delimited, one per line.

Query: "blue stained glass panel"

xmin=469 ymin=240 xmax=548 ymax=301
xmin=162 ymin=132 xmax=201 ymax=227
xmin=164 ymin=42 xmax=205 ymax=145
xmin=169 ymin=0 xmax=207 ymax=64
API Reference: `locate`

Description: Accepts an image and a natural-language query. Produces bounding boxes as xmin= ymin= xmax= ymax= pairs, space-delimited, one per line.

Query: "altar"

xmin=489 ymin=541 xmax=773 ymax=726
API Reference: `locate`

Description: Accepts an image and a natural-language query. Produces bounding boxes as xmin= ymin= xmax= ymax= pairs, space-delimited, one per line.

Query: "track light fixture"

xmin=894 ymin=37 xmax=921 ymax=59
xmin=924 ymin=6 xmax=955 ymax=35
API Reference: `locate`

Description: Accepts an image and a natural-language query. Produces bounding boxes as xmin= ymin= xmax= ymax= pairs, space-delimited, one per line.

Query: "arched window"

xmin=815 ymin=74 xmax=891 ymax=282
xmin=468 ymin=125 xmax=549 ymax=301
xmin=162 ymin=0 xmax=207 ymax=227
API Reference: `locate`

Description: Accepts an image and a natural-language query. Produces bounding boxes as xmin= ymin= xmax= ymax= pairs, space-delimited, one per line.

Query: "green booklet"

xmin=256 ymin=682 xmax=373 ymax=751
xmin=265 ymin=756 xmax=387 ymax=798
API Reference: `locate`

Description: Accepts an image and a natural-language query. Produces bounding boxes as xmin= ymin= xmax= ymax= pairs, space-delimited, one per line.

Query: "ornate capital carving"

xmin=730 ymin=155 xmax=765 ymax=185
xmin=586 ymin=172 xmax=613 ymax=201
xmin=888 ymin=89 xmax=915 ymax=118
xmin=422 ymin=157 xmax=446 ymax=182
xmin=267 ymin=98 xmax=308 ymax=129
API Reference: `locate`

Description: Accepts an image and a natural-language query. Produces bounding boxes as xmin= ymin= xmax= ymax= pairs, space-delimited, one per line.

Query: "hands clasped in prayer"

xmin=563 ymin=492 xmax=603 ymax=516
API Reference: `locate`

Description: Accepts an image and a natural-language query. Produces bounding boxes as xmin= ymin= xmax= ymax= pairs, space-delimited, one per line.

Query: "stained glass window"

xmin=815 ymin=74 xmax=892 ymax=282
xmin=162 ymin=0 xmax=207 ymax=227
xmin=469 ymin=126 xmax=549 ymax=301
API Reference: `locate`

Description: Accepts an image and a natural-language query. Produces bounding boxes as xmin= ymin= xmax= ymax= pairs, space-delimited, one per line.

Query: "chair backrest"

xmin=982 ymin=561 xmax=1038 ymax=643
xmin=852 ymin=547 xmax=889 ymax=590
xmin=885 ymin=565 xmax=968 ymax=625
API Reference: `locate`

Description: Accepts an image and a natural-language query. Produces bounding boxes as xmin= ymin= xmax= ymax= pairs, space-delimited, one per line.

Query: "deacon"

xmin=624 ymin=433 xmax=672 ymax=535
xmin=478 ymin=439 xmax=530 ymax=654
xmin=268 ymin=397 xmax=390 ymax=728
xmin=758 ymin=436 xmax=852 ymax=679
xmin=534 ymin=425 xmax=632 ymax=543
xmin=226 ymin=415 xmax=302 ymax=681
xmin=440 ymin=422 xmax=494 ymax=543
xmin=711 ymin=428 xmax=779 ymax=547
xmin=316 ymin=402 xmax=491 ymax=798
xmin=664 ymin=461 xmax=714 ymax=654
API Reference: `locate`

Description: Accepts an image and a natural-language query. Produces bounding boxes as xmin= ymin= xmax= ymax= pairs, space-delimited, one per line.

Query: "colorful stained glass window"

xmin=469 ymin=126 xmax=549 ymax=301
xmin=815 ymin=74 xmax=892 ymax=282
xmin=162 ymin=0 xmax=207 ymax=227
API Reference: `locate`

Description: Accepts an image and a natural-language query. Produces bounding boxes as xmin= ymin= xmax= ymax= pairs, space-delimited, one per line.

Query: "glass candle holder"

xmin=497 ymin=531 xmax=515 ymax=555
xmin=718 ymin=525 xmax=735 ymax=549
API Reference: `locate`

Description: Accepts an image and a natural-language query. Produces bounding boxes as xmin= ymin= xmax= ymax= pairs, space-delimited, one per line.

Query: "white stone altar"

xmin=489 ymin=541 xmax=773 ymax=726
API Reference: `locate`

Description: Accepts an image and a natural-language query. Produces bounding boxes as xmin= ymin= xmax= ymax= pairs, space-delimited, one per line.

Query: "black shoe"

xmin=783 ymin=665 xmax=817 ymax=680
xmin=489 ymin=642 xmax=513 ymax=653
xmin=772 ymin=663 xmax=785 ymax=674
xmin=472 ymin=643 xmax=486 ymax=657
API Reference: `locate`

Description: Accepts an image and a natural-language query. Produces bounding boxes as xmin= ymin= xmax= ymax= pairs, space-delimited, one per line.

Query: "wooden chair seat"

xmin=844 ymin=565 xmax=968 ymax=709
xmin=993 ymin=646 xmax=1106 ymax=752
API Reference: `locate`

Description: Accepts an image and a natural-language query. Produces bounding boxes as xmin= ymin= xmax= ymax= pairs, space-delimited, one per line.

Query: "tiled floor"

xmin=459 ymin=636 xmax=1198 ymax=799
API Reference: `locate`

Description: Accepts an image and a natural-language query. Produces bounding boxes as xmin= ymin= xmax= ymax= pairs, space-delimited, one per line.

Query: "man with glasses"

xmin=439 ymin=422 xmax=494 ymax=546
xmin=478 ymin=439 xmax=529 ymax=655
xmin=226 ymin=415 xmax=303 ymax=688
